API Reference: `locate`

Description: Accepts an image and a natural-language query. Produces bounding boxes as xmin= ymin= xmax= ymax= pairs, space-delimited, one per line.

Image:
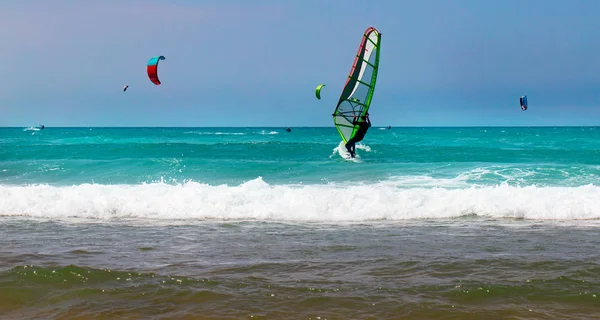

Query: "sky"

xmin=2 ymin=0 xmax=600 ymax=127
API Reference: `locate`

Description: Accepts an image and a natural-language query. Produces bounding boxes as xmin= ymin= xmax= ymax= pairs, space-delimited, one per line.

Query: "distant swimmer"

xmin=286 ymin=127 xmax=291 ymax=132
xmin=123 ymin=84 xmax=129 ymax=92
xmin=345 ymin=113 xmax=371 ymax=158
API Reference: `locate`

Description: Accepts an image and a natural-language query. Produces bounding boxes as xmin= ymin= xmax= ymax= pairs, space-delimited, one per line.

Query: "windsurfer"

xmin=345 ymin=113 xmax=371 ymax=157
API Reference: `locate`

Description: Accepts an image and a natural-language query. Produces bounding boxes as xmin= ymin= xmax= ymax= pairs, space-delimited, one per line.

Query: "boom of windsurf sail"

xmin=147 ymin=56 xmax=165 ymax=85
xmin=520 ymin=95 xmax=528 ymax=111
xmin=332 ymin=27 xmax=381 ymax=143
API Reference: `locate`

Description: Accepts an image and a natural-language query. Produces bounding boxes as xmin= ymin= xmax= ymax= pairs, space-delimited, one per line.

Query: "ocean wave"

xmin=184 ymin=131 xmax=246 ymax=135
xmin=1 ymin=178 xmax=599 ymax=221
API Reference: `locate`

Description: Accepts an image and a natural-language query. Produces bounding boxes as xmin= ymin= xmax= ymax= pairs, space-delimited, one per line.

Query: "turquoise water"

xmin=1 ymin=126 xmax=600 ymax=220
xmin=3 ymin=126 xmax=600 ymax=185
xmin=1 ymin=126 xmax=600 ymax=318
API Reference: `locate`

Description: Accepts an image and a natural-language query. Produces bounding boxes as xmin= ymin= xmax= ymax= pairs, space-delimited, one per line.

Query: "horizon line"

xmin=3 ymin=125 xmax=600 ymax=128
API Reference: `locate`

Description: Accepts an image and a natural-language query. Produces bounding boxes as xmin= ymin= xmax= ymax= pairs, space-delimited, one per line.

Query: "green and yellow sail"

xmin=332 ymin=27 xmax=381 ymax=143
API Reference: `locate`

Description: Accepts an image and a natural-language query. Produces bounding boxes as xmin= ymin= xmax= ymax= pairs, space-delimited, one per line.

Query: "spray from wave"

xmin=1 ymin=178 xmax=599 ymax=221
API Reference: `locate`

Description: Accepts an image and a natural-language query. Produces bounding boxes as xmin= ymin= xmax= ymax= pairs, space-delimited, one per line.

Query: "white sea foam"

xmin=184 ymin=131 xmax=246 ymax=135
xmin=1 ymin=178 xmax=599 ymax=221
xmin=330 ymin=141 xmax=372 ymax=162
xmin=257 ymin=130 xmax=279 ymax=135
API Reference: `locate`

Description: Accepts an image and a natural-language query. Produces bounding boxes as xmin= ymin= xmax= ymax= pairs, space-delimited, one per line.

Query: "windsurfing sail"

xmin=520 ymin=95 xmax=528 ymax=111
xmin=315 ymin=84 xmax=326 ymax=100
xmin=147 ymin=56 xmax=166 ymax=85
xmin=332 ymin=27 xmax=381 ymax=143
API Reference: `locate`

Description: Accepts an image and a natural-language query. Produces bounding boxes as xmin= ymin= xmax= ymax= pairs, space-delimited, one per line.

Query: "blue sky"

xmin=1 ymin=0 xmax=600 ymax=127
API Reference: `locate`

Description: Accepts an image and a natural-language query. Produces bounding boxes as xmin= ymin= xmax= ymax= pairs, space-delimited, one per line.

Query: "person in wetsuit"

xmin=345 ymin=113 xmax=371 ymax=158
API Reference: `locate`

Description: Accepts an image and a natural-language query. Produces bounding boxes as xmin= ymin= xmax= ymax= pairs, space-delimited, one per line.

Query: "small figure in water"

xmin=123 ymin=84 xmax=129 ymax=92
xmin=387 ymin=125 xmax=391 ymax=130
xmin=345 ymin=113 xmax=371 ymax=158
xmin=38 ymin=124 xmax=45 ymax=130
xmin=285 ymin=127 xmax=291 ymax=132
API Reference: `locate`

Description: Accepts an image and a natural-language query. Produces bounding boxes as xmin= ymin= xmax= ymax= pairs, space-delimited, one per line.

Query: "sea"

xmin=1 ymin=126 xmax=599 ymax=319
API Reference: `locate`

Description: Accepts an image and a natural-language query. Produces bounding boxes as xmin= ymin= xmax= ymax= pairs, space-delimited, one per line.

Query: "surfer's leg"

xmin=345 ymin=140 xmax=354 ymax=153
xmin=345 ymin=140 xmax=356 ymax=157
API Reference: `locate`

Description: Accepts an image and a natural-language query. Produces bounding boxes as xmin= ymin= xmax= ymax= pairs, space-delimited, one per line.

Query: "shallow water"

xmin=1 ymin=218 xmax=599 ymax=319
xmin=1 ymin=126 xmax=599 ymax=318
